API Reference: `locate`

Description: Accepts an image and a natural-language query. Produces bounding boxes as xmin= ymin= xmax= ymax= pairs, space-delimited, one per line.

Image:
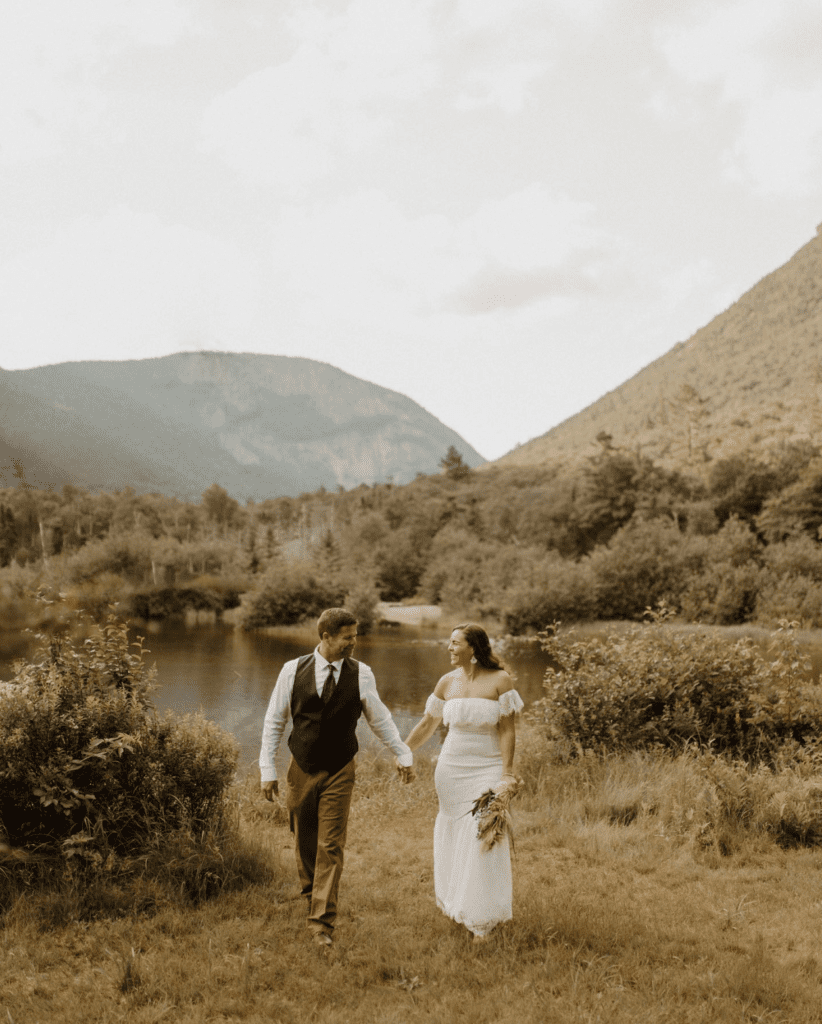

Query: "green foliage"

xmin=755 ymin=573 xmax=822 ymax=628
xmin=698 ymin=747 xmax=822 ymax=853
xmin=374 ymin=528 xmax=425 ymax=601
xmin=343 ymin=580 xmax=381 ymax=633
xmin=757 ymin=458 xmax=822 ymax=542
xmin=585 ymin=518 xmax=691 ymax=620
xmin=68 ymin=534 xmax=153 ymax=585
xmin=4 ymin=441 xmax=822 ymax=635
xmin=679 ymin=561 xmax=765 ymax=625
xmin=240 ymin=567 xmax=344 ymax=629
xmin=529 ymin=612 xmax=822 ymax=762
xmin=128 ymin=583 xmax=241 ymax=620
xmin=676 ymin=518 xmax=765 ymax=624
xmin=201 ymin=483 xmax=241 ymax=531
xmin=439 ymin=445 xmax=472 ymax=481
xmin=0 ymin=614 xmax=237 ymax=865
xmin=708 ymin=454 xmax=780 ymax=526
xmin=504 ymin=557 xmax=597 ymax=634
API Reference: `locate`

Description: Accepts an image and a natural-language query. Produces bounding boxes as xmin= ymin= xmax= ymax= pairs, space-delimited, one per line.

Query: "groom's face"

xmin=322 ymin=624 xmax=358 ymax=662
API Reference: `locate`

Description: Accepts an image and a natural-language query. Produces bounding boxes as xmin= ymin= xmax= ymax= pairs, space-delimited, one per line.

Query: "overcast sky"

xmin=2 ymin=0 xmax=821 ymax=462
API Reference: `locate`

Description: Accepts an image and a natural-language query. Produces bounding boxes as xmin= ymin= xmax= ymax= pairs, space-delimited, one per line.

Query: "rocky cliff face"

xmin=491 ymin=226 xmax=822 ymax=473
xmin=0 ymin=352 xmax=484 ymax=498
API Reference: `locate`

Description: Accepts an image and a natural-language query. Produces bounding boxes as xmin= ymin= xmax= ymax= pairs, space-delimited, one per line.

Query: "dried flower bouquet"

xmin=469 ymin=776 xmax=523 ymax=851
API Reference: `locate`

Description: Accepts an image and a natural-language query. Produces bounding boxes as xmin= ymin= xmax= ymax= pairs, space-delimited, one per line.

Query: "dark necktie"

xmin=321 ymin=664 xmax=336 ymax=703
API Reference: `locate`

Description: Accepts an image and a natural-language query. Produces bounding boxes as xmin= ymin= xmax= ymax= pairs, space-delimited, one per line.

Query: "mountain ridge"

xmin=1 ymin=351 xmax=484 ymax=499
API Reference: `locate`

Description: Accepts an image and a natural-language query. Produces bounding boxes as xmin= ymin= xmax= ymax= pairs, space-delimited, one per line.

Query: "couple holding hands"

xmin=260 ymin=608 xmax=523 ymax=948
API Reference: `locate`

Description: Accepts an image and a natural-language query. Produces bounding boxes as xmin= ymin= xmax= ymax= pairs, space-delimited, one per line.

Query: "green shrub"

xmin=762 ymin=535 xmax=822 ymax=582
xmin=755 ymin=574 xmax=822 ymax=628
xmin=679 ymin=561 xmax=766 ymax=624
xmin=528 ymin=611 xmax=822 ymax=762
xmin=585 ymin=519 xmax=690 ymax=620
xmin=344 ymin=580 xmax=381 ymax=633
xmin=240 ymin=568 xmax=344 ymax=629
xmin=127 ymin=583 xmax=241 ymax=620
xmin=0 ymin=615 xmax=237 ymax=864
xmin=504 ymin=557 xmax=597 ymax=634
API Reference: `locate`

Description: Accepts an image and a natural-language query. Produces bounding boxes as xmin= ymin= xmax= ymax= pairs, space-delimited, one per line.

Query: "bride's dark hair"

xmin=453 ymin=623 xmax=504 ymax=672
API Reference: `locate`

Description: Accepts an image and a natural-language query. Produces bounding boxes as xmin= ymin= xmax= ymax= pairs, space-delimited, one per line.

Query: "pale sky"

xmin=2 ymin=0 xmax=822 ymax=462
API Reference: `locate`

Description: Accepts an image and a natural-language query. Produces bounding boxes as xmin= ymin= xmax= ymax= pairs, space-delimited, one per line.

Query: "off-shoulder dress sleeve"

xmin=425 ymin=693 xmax=445 ymax=719
xmin=498 ymin=689 xmax=524 ymax=717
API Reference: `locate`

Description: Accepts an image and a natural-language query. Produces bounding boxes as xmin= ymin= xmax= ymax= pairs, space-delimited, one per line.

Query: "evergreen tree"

xmin=439 ymin=445 xmax=471 ymax=481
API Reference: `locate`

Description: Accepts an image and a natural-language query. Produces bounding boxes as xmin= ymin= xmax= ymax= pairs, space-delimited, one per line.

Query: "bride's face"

xmin=448 ymin=630 xmax=473 ymax=666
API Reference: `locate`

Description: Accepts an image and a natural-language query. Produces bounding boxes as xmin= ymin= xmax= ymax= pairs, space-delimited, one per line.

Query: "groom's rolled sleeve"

xmin=259 ymin=659 xmax=297 ymax=783
xmin=359 ymin=664 xmax=413 ymax=767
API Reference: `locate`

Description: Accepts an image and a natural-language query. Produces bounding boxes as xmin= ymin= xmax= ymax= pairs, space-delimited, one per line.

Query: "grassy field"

xmin=4 ymin=737 xmax=822 ymax=1024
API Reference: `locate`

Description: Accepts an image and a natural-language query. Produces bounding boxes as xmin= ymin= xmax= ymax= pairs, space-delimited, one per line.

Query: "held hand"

xmin=496 ymin=773 xmax=520 ymax=795
xmin=396 ymin=763 xmax=416 ymax=784
xmin=261 ymin=780 xmax=279 ymax=802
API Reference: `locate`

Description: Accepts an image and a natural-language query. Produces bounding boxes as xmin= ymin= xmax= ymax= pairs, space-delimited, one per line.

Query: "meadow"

xmin=5 ymin=737 xmax=822 ymax=1024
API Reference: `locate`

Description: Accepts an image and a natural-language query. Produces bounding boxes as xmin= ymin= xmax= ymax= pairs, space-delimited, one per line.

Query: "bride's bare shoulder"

xmin=434 ymin=671 xmax=457 ymax=698
xmin=494 ymin=669 xmax=514 ymax=697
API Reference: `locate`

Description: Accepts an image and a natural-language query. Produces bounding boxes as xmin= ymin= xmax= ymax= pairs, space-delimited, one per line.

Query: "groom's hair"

xmin=317 ymin=607 xmax=358 ymax=638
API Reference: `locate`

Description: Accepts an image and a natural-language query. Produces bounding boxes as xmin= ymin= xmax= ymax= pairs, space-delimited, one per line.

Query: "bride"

xmin=404 ymin=623 xmax=523 ymax=941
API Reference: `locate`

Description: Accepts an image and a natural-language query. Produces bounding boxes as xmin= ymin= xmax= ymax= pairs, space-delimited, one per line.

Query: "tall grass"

xmin=4 ymin=739 xmax=822 ymax=1022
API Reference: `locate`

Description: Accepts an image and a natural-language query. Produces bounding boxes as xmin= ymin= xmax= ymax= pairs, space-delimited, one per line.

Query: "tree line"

xmin=2 ymin=440 xmax=822 ymax=632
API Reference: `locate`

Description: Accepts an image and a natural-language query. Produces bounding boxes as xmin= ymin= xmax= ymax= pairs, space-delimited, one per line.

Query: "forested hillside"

xmin=493 ymin=224 xmax=822 ymax=473
xmin=3 ymin=437 xmax=822 ymax=636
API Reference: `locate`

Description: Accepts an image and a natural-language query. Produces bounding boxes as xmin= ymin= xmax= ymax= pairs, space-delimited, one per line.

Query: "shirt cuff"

xmin=260 ymin=769 xmax=278 ymax=783
xmin=395 ymin=750 xmax=413 ymax=767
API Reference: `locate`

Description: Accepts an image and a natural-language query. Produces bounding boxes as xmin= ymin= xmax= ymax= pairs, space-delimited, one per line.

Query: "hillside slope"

xmin=492 ymin=224 xmax=822 ymax=472
xmin=0 ymin=352 xmax=484 ymax=499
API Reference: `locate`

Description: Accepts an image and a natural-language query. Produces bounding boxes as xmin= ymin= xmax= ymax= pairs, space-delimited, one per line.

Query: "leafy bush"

xmin=240 ymin=567 xmax=344 ymax=629
xmin=67 ymin=534 xmax=153 ymax=585
xmin=127 ymin=583 xmax=241 ymax=620
xmin=344 ymin=579 xmax=381 ymax=633
xmin=416 ymin=525 xmax=499 ymax=611
xmin=755 ymin=574 xmax=822 ymax=628
xmin=528 ymin=612 xmax=822 ymax=762
xmin=504 ymin=557 xmax=597 ymax=634
xmin=0 ymin=615 xmax=237 ymax=865
xmin=585 ymin=518 xmax=691 ymax=620
xmin=762 ymin=534 xmax=822 ymax=582
xmin=679 ymin=561 xmax=766 ymax=625
xmin=63 ymin=571 xmax=131 ymax=621
xmin=756 ymin=458 xmax=822 ymax=542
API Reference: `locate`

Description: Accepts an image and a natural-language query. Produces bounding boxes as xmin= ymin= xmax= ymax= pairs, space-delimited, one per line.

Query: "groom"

xmin=260 ymin=607 xmax=414 ymax=947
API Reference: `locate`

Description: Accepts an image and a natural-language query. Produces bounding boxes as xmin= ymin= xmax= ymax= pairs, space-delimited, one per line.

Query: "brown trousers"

xmin=285 ymin=756 xmax=356 ymax=935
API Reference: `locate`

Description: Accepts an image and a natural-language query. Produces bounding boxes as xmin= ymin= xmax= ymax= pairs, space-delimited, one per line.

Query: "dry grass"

xmin=4 ymin=739 xmax=822 ymax=1023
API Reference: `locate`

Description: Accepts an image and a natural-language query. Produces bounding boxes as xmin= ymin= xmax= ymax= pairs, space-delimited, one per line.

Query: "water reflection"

xmin=137 ymin=621 xmax=549 ymax=770
xmin=7 ymin=618 xmax=822 ymax=773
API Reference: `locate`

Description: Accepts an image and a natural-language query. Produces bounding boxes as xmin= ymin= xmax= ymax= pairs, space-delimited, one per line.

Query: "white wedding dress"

xmin=426 ymin=690 xmax=524 ymax=937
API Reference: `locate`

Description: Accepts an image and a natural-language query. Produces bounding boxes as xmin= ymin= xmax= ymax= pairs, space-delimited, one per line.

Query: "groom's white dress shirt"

xmin=259 ymin=646 xmax=413 ymax=783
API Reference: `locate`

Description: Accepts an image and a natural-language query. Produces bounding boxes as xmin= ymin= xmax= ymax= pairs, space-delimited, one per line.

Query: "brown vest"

xmin=287 ymin=654 xmax=362 ymax=775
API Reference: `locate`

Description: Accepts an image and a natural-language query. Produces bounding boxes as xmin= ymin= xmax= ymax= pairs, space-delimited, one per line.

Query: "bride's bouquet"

xmin=470 ymin=776 xmax=523 ymax=851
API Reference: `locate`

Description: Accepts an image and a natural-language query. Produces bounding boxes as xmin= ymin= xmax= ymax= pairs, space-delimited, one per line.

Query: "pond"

xmin=5 ymin=618 xmax=822 ymax=775
xmin=0 ymin=620 xmax=551 ymax=773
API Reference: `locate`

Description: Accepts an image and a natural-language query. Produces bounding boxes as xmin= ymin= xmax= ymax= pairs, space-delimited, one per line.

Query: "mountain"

xmin=491 ymin=223 xmax=822 ymax=473
xmin=0 ymin=352 xmax=484 ymax=499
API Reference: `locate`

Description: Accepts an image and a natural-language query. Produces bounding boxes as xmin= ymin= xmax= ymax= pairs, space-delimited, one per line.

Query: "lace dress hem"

xmin=435 ymin=897 xmax=511 ymax=937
